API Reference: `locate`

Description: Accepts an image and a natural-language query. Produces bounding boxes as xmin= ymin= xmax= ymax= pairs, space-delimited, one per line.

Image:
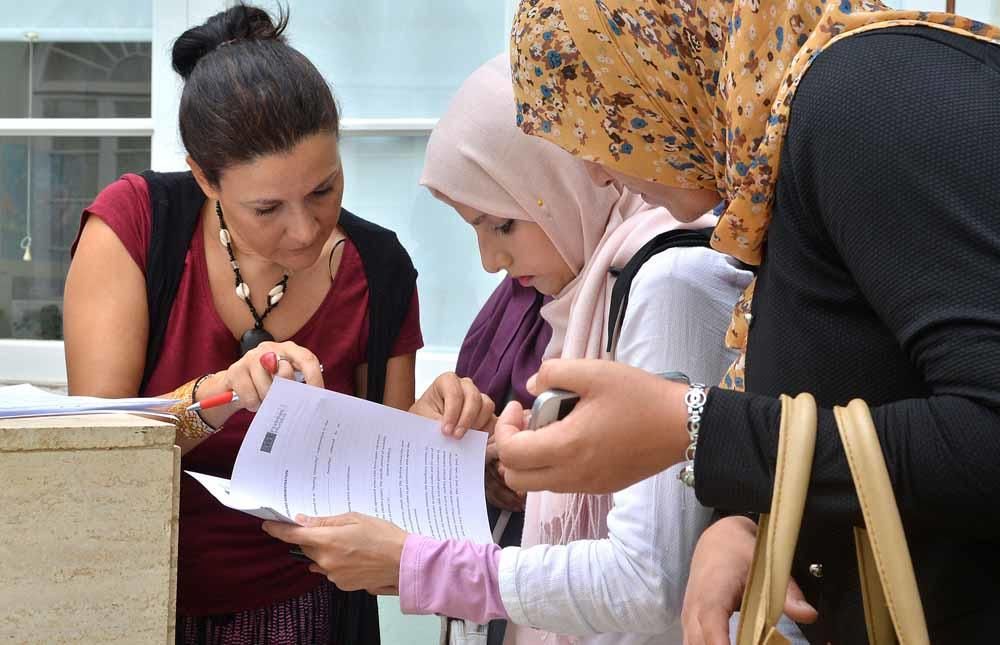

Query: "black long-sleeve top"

xmin=695 ymin=26 xmax=1000 ymax=644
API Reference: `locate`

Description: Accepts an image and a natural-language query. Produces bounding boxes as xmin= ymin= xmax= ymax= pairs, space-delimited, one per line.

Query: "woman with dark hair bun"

xmin=63 ymin=4 xmax=488 ymax=643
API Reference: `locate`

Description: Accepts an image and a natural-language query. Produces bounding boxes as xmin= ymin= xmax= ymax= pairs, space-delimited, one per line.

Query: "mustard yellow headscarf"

xmin=511 ymin=0 xmax=1000 ymax=390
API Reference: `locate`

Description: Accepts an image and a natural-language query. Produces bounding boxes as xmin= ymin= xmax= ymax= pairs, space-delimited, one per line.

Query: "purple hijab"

xmin=455 ymin=276 xmax=551 ymax=408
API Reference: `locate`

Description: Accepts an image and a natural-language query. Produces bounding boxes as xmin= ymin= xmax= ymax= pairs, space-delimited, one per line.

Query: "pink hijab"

xmin=421 ymin=54 xmax=712 ymax=643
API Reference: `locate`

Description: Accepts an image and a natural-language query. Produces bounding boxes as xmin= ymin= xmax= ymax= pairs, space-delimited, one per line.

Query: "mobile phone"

xmin=528 ymin=389 xmax=580 ymax=430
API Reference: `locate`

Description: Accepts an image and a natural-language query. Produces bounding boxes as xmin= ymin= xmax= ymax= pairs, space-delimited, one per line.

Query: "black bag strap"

xmin=139 ymin=170 xmax=205 ymax=392
xmin=606 ymin=228 xmax=714 ymax=354
xmin=329 ymin=210 xmax=418 ymax=404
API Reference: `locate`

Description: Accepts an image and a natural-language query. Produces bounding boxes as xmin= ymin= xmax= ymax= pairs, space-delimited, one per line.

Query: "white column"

xmin=150 ymin=0 xmax=188 ymax=171
xmin=151 ymin=0 xmax=229 ymax=171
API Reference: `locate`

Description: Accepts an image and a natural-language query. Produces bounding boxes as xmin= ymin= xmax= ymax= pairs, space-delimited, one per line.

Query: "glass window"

xmin=0 ymin=136 xmax=151 ymax=339
xmin=1 ymin=2 xmax=153 ymax=343
xmin=0 ymin=41 xmax=151 ymax=118
xmin=0 ymin=44 xmax=30 ymax=118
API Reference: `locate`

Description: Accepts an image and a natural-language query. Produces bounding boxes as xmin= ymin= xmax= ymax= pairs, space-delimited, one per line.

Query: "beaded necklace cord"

xmin=215 ymin=200 xmax=289 ymax=357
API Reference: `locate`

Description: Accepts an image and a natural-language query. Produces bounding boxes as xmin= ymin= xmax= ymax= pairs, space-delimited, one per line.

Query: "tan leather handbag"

xmin=735 ymin=394 xmax=930 ymax=645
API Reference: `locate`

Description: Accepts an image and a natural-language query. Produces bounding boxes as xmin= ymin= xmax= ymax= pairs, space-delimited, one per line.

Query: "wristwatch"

xmin=658 ymin=371 xmax=706 ymax=488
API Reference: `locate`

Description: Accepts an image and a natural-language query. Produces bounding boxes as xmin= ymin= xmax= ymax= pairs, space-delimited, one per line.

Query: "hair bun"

xmin=171 ymin=3 xmax=288 ymax=80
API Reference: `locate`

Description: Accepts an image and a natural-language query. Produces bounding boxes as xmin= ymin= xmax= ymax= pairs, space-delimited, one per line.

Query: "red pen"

xmin=186 ymin=353 xmax=322 ymax=412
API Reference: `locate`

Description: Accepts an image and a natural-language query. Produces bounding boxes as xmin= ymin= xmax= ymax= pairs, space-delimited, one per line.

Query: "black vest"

xmin=139 ymin=170 xmax=417 ymax=401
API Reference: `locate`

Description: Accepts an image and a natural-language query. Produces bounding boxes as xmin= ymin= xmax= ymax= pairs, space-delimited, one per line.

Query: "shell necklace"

xmin=215 ymin=200 xmax=289 ymax=357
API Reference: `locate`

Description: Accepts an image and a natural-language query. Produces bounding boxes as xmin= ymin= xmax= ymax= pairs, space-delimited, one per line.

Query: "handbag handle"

xmin=835 ymin=400 xmax=929 ymax=645
xmin=736 ymin=396 xmax=929 ymax=645
xmin=737 ymin=393 xmax=817 ymax=645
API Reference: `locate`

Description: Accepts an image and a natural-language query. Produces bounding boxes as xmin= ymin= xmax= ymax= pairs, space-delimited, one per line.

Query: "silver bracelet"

xmin=677 ymin=382 xmax=707 ymax=488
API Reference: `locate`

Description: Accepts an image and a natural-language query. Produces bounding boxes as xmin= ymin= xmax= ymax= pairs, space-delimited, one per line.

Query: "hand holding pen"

xmin=185 ymin=345 xmax=323 ymax=564
xmin=188 ymin=344 xmax=325 ymax=423
xmin=188 ymin=360 xmax=320 ymax=411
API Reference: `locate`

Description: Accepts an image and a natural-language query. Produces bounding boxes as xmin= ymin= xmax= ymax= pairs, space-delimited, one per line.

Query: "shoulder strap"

xmin=606 ymin=227 xmax=714 ymax=353
xmin=338 ymin=209 xmax=418 ymax=404
xmin=139 ymin=170 xmax=205 ymax=392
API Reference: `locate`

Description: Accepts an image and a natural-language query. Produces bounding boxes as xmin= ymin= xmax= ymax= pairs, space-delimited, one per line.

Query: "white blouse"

xmin=498 ymin=247 xmax=754 ymax=644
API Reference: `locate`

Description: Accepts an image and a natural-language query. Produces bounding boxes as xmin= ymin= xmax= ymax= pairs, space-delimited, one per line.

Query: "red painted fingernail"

xmin=260 ymin=352 xmax=278 ymax=374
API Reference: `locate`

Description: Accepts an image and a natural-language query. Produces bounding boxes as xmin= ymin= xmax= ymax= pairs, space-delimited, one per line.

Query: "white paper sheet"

xmin=185 ymin=472 xmax=291 ymax=522
xmin=0 ymin=383 xmax=178 ymax=419
xmin=188 ymin=377 xmax=493 ymax=544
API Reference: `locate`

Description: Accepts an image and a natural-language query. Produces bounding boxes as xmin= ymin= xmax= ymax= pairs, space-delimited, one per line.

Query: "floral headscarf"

xmin=511 ymin=0 xmax=1000 ymax=389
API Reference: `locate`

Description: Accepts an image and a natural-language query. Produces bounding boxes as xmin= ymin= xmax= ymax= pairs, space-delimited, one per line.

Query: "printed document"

xmin=188 ymin=377 xmax=492 ymax=543
xmin=0 ymin=383 xmax=177 ymax=419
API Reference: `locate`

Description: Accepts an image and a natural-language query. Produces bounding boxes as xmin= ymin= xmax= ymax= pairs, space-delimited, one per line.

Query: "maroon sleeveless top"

xmin=77 ymin=174 xmax=423 ymax=615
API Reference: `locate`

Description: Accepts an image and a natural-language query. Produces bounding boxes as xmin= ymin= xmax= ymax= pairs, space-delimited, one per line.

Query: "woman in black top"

xmin=500 ymin=1 xmax=1000 ymax=642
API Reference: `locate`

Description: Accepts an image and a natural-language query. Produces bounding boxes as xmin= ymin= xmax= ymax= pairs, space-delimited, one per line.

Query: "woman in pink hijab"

xmin=265 ymin=54 xmax=751 ymax=644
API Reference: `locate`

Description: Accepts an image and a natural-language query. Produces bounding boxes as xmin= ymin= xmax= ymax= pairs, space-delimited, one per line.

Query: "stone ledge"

xmin=0 ymin=413 xmax=176 ymax=452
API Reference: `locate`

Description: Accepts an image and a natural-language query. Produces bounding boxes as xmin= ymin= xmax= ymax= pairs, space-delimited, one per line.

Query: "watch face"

xmin=658 ymin=371 xmax=690 ymax=384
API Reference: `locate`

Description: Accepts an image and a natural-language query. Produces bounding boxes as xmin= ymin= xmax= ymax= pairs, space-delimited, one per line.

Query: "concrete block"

xmin=0 ymin=414 xmax=179 ymax=644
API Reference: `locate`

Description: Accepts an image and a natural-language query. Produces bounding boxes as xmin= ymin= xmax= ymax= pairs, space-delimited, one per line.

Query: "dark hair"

xmin=171 ymin=3 xmax=339 ymax=185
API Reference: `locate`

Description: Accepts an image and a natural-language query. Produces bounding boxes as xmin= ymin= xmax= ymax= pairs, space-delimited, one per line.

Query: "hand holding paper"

xmin=187 ymin=377 xmax=493 ymax=543
xmin=409 ymin=372 xmax=497 ymax=438
xmin=263 ymin=512 xmax=406 ymax=595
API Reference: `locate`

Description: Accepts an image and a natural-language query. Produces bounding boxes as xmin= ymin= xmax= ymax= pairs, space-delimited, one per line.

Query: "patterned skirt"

xmin=176 ymin=580 xmax=380 ymax=645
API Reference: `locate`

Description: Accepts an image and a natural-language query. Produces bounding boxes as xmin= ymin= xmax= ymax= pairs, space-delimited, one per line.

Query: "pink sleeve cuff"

xmin=398 ymin=534 xmax=508 ymax=623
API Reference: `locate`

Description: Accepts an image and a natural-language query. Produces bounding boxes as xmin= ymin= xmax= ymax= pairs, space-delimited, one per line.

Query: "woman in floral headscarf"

xmin=497 ymin=0 xmax=1000 ymax=642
